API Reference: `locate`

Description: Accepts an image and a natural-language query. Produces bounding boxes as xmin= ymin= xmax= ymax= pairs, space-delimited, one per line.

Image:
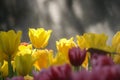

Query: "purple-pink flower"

xmin=91 ymin=54 xmax=114 ymax=68
xmin=68 ymin=47 xmax=87 ymax=66
xmin=33 ymin=64 xmax=72 ymax=80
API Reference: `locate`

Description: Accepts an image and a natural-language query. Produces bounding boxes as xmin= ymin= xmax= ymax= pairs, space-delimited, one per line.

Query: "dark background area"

xmin=0 ymin=0 xmax=120 ymax=50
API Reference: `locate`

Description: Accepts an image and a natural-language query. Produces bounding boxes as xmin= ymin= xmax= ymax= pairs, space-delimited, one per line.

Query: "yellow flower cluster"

xmin=0 ymin=28 xmax=120 ymax=79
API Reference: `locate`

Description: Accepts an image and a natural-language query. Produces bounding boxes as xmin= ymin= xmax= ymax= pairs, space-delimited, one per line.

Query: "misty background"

xmin=0 ymin=0 xmax=120 ymax=50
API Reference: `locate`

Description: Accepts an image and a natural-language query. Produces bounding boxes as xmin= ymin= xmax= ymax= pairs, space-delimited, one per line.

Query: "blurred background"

xmin=0 ymin=0 xmax=120 ymax=50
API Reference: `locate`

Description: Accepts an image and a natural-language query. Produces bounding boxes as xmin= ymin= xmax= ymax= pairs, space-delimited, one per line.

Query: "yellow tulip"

xmin=52 ymin=52 xmax=70 ymax=66
xmin=56 ymin=38 xmax=76 ymax=55
xmin=113 ymin=54 xmax=120 ymax=64
xmin=81 ymin=52 xmax=90 ymax=69
xmin=28 ymin=28 xmax=52 ymax=49
xmin=0 ymin=61 xmax=8 ymax=77
xmin=17 ymin=44 xmax=33 ymax=56
xmin=33 ymin=49 xmax=53 ymax=70
xmin=77 ymin=33 xmax=112 ymax=68
xmin=82 ymin=33 xmax=113 ymax=52
xmin=83 ymin=33 xmax=107 ymax=48
xmin=111 ymin=31 xmax=120 ymax=64
xmin=56 ymin=38 xmax=76 ymax=63
xmin=0 ymin=30 xmax=22 ymax=61
xmin=15 ymin=53 xmax=36 ymax=76
xmin=76 ymin=35 xmax=89 ymax=49
xmin=112 ymin=31 xmax=120 ymax=53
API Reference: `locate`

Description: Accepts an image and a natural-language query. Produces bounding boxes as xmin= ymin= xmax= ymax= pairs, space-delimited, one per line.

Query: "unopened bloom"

xmin=15 ymin=53 xmax=36 ymax=76
xmin=68 ymin=47 xmax=87 ymax=67
xmin=29 ymin=28 xmax=52 ymax=49
xmin=0 ymin=30 xmax=22 ymax=61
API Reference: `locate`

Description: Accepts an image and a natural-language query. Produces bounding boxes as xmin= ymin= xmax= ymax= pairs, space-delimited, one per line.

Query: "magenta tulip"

xmin=68 ymin=47 xmax=87 ymax=67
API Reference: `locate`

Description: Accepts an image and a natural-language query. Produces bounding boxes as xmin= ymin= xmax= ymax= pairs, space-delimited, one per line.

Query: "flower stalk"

xmin=74 ymin=66 xmax=79 ymax=71
xmin=8 ymin=56 xmax=13 ymax=78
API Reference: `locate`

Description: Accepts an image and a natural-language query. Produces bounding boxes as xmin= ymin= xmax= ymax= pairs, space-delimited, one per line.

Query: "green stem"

xmin=0 ymin=72 xmax=4 ymax=80
xmin=8 ymin=56 xmax=13 ymax=78
xmin=88 ymin=55 xmax=91 ymax=71
xmin=74 ymin=66 xmax=79 ymax=71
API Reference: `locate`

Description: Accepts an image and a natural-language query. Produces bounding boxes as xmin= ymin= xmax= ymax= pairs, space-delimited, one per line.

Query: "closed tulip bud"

xmin=68 ymin=47 xmax=87 ymax=67
xmin=15 ymin=54 xmax=36 ymax=76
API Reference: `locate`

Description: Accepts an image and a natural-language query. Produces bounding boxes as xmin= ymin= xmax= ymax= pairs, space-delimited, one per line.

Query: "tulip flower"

xmin=56 ymin=38 xmax=76 ymax=63
xmin=76 ymin=35 xmax=89 ymax=49
xmin=52 ymin=52 xmax=69 ymax=65
xmin=112 ymin=31 xmax=120 ymax=52
xmin=28 ymin=28 xmax=52 ymax=49
xmin=110 ymin=32 xmax=120 ymax=64
xmin=33 ymin=49 xmax=53 ymax=70
xmin=84 ymin=33 xmax=108 ymax=48
xmin=113 ymin=54 xmax=120 ymax=64
xmin=0 ymin=30 xmax=22 ymax=61
xmin=17 ymin=44 xmax=33 ymax=55
xmin=0 ymin=61 xmax=8 ymax=77
xmin=77 ymin=33 xmax=113 ymax=52
xmin=15 ymin=53 xmax=36 ymax=76
xmin=0 ymin=30 xmax=22 ymax=77
xmin=91 ymin=55 xmax=114 ymax=68
xmin=33 ymin=64 xmax=72 ymax=80
xmin=68 ymin=47 xmax=87 ymax=67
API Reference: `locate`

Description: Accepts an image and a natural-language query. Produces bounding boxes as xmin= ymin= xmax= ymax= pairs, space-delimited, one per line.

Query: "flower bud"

xmin=68 ymin=47 xmax=87 ymax=67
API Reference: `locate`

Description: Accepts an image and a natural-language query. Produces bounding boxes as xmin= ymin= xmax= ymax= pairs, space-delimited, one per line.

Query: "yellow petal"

xmin=29 ymin=28 xmax=52 ymax=48
xmin=0 ymin=30 xmax=22 ymax=61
